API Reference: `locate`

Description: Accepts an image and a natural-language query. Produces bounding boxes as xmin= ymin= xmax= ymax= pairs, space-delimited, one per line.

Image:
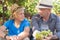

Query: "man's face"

xmin=38 ymin=8 xmax=51 ymax=17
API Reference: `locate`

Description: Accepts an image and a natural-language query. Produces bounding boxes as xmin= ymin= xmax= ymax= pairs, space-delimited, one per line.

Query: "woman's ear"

xmin=13 ymin=12 xmax=16 ymax=16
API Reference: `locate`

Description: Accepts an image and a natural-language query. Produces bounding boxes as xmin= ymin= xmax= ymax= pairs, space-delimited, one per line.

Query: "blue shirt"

xmin=3 ymin=18 xmax=30 ymax=36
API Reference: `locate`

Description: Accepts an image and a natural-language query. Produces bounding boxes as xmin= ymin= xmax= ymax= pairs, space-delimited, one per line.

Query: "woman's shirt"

xmin=3 ymin=18 xmax=30 ymax=36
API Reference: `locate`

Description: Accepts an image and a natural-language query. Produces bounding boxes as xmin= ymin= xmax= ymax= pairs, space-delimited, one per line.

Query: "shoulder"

xmin=3 ymin=20 xmax=14 ymax=28
xmin=32 ymin=14 xmax=41 ymax=19
xmin=50 ymin=13 xmax=60 ymax=22
xmin=22 ymin=18 xmax=30 ymax=26
xmin=32 ymin=14 xmax=42 ymax=22
xmin=4 ymin=20 xmax=14 ymax=24
xmin=32 ymin=14 xmax=40 ymax=18
xmin=22 ymin=18 xmax=30 ymax=23
xmin=50 ymin=13 xmax=58 ymax=19
xmin=51 ymin=13 xmax=58 ymax=18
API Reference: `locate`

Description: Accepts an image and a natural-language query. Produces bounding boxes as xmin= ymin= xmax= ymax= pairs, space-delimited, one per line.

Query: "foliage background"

xmin=53 ymin=0 xmax=60 ymax=15
xmin=0 ymin=0 xmax=60 ymax=25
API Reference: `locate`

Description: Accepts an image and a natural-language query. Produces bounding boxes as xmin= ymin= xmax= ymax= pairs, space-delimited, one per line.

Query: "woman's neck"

xmin=14 ymin=19 xmax=21 ymax=28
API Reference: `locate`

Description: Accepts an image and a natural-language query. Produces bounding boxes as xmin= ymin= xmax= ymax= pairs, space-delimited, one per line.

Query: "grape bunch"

xmin=35 ymin=30 xmax=52 ymax=40
xmin=35 ymin=33 xmax=43 ymax=40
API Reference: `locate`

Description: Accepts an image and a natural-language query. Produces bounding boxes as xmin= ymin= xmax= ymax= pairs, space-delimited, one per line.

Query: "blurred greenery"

xmin=0 ymin=0 xmax=39 ymax=18
xmin=0 ymin=0 xmax=60 ymax=22
xmin=7 ymin=0 xmax=39 ymax=16
xmin=53 ymin=0 xmax=60 ymax=15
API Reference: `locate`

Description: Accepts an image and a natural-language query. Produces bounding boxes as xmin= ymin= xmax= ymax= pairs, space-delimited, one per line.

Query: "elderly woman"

xmin=0 ymin=4 xmax=30 ymax=40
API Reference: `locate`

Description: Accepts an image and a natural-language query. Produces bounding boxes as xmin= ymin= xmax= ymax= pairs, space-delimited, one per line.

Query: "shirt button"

xmin=17 ymin=30 xmax=20 ymax=33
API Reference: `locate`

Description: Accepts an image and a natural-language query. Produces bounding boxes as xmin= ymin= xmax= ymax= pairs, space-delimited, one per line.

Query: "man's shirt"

xmin=32 ymin=13 xmax=60 ymax=38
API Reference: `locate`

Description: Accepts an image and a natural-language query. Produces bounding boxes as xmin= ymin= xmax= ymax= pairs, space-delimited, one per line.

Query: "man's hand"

xmin=43 ymin=34 xmax=53 ymax=40
xmin=50 ymin=35 xmax=59 ymax=40
xmin=43 ymin=35 xmax=58 ymax=40
xmin=45 ymin=36 xmax=52 ymax=40
xmin=43 ymin=37 xmax=52 ymax=40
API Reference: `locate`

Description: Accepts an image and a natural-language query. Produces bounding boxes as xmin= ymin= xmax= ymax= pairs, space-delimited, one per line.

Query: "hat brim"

xmin=36 ymin=5 xmax=52 ymax=8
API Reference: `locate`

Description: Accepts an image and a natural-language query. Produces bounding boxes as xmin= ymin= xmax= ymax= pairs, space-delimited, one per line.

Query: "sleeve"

xmin=31 ymin=16 xmax=40 ymax=32
xmin=24 ymin=21 xmax=30 ymax=28
xmin=55 ymin=17 xmax=60 ymax=39
xmin=3 ymin=20 xmax=10 ymax=29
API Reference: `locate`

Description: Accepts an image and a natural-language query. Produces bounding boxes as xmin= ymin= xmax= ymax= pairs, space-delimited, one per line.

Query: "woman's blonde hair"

xmin=10 ymin=3 xmax=25 ymax=20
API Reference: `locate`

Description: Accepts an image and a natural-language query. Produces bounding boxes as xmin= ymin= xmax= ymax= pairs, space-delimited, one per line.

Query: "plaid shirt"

xmin=32 ymin=13 xmax=60 ymax=39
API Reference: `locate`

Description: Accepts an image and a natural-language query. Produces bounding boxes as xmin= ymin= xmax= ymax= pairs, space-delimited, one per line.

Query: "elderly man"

xmin=32 ymin=0 xmax=60 ymax=40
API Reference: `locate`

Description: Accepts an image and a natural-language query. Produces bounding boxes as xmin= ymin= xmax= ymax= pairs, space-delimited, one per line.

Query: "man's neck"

xmin=43 ymin=15 xmax=50 ymax=22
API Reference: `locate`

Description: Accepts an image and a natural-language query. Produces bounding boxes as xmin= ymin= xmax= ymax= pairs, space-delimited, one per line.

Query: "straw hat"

xmin=36 ymin=0 xmax=53 ymax=8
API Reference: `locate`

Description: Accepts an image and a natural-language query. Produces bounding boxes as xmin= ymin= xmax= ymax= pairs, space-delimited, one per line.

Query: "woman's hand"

xmin=6 ymin=36 xmax=11 ymax=40
xmin=6 ymin=36 xmax=18 ymax=40
xmin=17 ymin=36 xmax=23 ymax=40
xmin=11 ymin=36 xmax=17 ymax=40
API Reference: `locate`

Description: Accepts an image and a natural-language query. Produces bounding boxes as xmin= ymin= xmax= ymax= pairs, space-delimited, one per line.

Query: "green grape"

xmin=35 ymin=30 xmax=53 ymax=40
xmin=40 ymin=30 xmax=52 ymax=37
xmin=35 ymin=33 xmax=43 ymax=40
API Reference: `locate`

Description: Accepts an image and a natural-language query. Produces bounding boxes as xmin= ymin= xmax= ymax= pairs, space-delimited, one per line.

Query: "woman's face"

xmin=13 ymin=9 xmax=25 ymax=21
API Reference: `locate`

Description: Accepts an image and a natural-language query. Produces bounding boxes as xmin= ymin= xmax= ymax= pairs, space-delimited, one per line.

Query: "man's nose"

xmin=39 ymin=10 xmax=43 ymax=13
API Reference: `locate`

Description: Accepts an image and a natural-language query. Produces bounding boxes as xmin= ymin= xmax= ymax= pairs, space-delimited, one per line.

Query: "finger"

xmin=43 ymin=39 xmax=47 ymax=40
xmin=46 ymin=37 xmax=51 ymax=39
